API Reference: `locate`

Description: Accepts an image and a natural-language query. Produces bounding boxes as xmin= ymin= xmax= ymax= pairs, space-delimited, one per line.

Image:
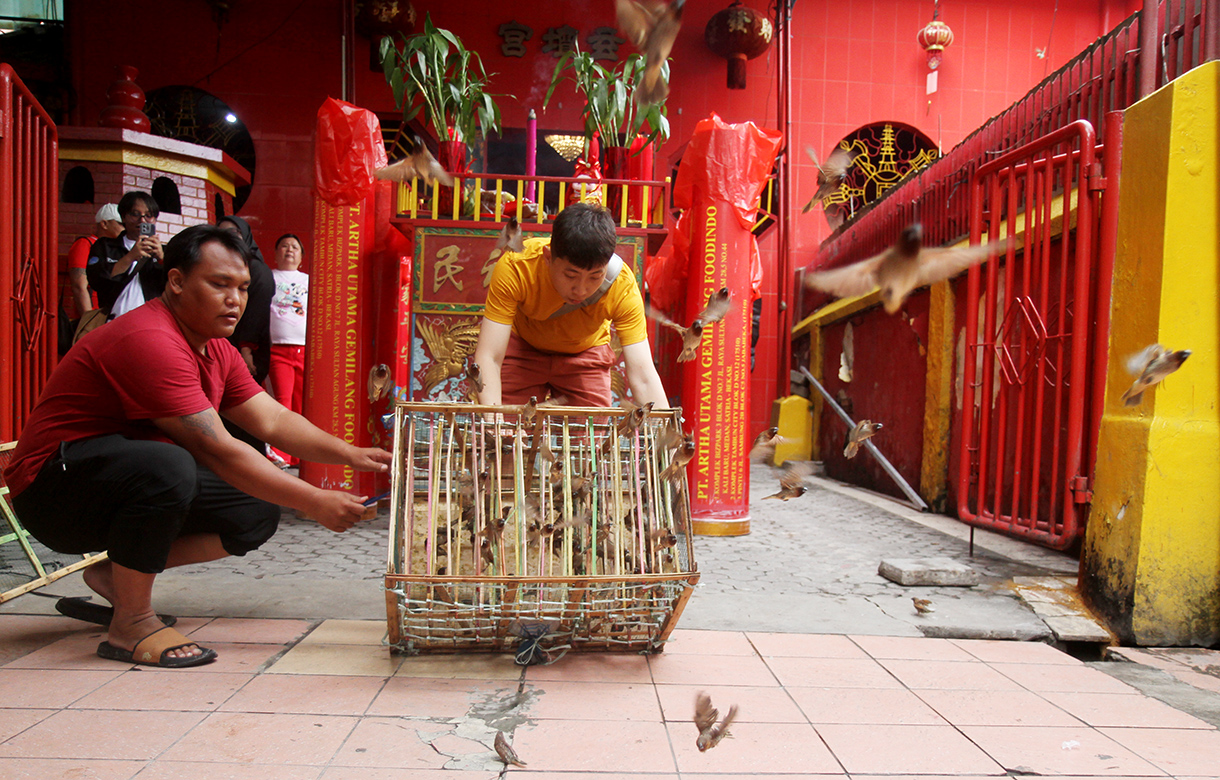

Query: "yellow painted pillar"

xmin=770 ymin=395 xmax=812 ymax=465
xmin=1081 ymin=61 xmax=1220 ymax=647
xmin=920 ymin=280 xmax=955 ymax=513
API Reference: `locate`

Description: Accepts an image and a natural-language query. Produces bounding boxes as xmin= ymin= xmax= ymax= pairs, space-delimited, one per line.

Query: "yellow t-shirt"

xmin=484 ymin=238 xmax=647 ymax=354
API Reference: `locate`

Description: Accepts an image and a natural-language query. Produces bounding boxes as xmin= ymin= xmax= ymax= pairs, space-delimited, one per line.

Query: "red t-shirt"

xmin=4 ymin=297 xmax=263 ymax=496
xmin=64 ymin=235 xmax=99 ymax=316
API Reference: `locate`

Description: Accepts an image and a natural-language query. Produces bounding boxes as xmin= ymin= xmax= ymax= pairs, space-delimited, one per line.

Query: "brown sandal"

xmin=96 ymin=626 xmax=216 ymax=668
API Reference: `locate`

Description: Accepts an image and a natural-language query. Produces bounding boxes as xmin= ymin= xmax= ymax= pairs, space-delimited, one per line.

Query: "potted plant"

xmin=379 ymin=14 xmax=506 ymax=184
xmin=544 ymin=50 xmax=670 ymax=216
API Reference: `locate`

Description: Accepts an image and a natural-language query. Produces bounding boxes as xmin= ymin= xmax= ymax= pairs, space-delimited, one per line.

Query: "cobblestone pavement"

xmin=175 ymin=464 xmax=1074 ymax=638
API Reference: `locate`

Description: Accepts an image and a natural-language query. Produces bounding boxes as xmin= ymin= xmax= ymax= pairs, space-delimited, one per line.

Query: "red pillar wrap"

xmin=654 ymin=114 xmax=783 ymax=536
xmin=683 ymin=202 xmax=754 ymax=535
xmin=299 ymin=196 xmax=377 ymax=495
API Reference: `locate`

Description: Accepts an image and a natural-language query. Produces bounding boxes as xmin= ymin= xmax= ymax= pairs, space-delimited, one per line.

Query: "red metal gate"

xmin=0 ymin=64 xmax=58 ymax=442
xmin=957 ymin=120 xmax=1110 ymax=550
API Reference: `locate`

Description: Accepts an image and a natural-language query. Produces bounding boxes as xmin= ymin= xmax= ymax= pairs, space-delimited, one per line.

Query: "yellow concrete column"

xmin=920 ymin=280 xmax=955 ymax=513
xmin=1081 ymin=61 xmax=1220 ymax=647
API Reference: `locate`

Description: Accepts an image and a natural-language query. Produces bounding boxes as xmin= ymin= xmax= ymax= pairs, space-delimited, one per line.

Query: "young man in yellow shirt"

xmin=474 ymin=202 xmax=668 ymax=408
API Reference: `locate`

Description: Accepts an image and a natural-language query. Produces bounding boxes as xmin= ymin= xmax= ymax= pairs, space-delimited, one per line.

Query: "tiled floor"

xmin=1 ymin=615 xmax=1218 ymax=779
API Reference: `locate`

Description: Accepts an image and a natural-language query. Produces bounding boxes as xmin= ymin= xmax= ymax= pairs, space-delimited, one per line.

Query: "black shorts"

xmin=13 ymin=434 xmax=280 ymax=574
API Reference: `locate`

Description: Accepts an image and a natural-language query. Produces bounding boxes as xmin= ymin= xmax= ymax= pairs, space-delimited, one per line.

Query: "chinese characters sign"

xmin=497 ymin=21 xmax=625 ymax=61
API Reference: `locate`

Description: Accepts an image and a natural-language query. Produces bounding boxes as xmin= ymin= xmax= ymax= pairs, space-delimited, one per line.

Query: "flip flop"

xmin=55 ymin=596 xmax=177 ymax=628
xmin=96 ymin=625 xmax=216 ymax=668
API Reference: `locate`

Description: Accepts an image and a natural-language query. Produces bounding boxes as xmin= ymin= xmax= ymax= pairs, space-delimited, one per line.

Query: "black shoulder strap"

xmin=548 ymin=253 xmax=625 ymax=320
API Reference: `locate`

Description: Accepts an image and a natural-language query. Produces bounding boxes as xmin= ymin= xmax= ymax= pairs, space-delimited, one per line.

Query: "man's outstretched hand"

xmin=308 ymin=490 xmax=371 ymax=533
xmin=351 ymin=447 xmax=392 ymax=472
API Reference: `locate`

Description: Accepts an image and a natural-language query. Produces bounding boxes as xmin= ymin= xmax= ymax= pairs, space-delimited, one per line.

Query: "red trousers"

xmin=268 ymin=344 xmax=305 ymax=465
xmin=501 ymin=333 xmax=615 ymax=407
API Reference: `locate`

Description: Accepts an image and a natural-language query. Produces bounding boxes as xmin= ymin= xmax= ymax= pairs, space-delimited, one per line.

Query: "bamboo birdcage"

xmin=384 ymin=401 xmax=699 ymax=656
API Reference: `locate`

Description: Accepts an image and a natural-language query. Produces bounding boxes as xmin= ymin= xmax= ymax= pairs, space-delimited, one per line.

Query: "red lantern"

xmin=704 ymin=1 xmax=774 ymax=90
xmin=917 ymin=19 xmax=954 ymax=70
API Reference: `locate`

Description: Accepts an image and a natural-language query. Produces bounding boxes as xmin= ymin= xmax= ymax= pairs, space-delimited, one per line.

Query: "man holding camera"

xmin=86 ymin=190 xmax=167 ymax=320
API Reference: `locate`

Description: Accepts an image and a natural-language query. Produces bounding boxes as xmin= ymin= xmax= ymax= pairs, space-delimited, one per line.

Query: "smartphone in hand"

xmin=138 ymin=222 xmax=155 ymax=237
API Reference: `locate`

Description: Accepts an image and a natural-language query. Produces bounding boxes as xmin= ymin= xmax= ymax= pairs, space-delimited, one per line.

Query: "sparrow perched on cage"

xmin=367 ymin=363 xmax=392 ymax=404
xmin=467 ymin=360 xmax=484 ymax=394
xmin=479 ymin=537 xmax=496 ymax=565
xmin=616 ymin=0 xmax=684 ymax=106
xmin=521 ymin=396 xmax=538 ymax=428
xmin=617 ymin=399 xmax=655 ymax=437
xmin=373 ymin=132 xmax=454 ymax=187
xmin=805 ymin=223 xmax=1010 ymax=314
xmin=477 ymin=516 xmax=507 ymax=544
xmin=693 ymin=691 xmax=738 ymax=752
xmin=490 ymin=216 xmax=525 ymax=260
xmin=660 ymin=434 xmax=696 ymax=483
xmin=538 ymin=430 xmax=556 ymax=463
xmin=763 ymin=461 xmax=815 ymax=501
xmin=494 ymin=731 xmax=527 ymax=766
xmin=801 ymin=145 xmax=860 ymax=212
xmin=645 ymin=287 xmax=733 ymax=362
xmin=1120 ymin=344 xmax=1191 ymax=406
xmin=748 ymin=426 xmax=784 ymax=463
xmin=912 ymin=597 xmax=935 ymax=615
xmin=649 ymin=527 xmax=678 ymax=549
xmin=844 ymin=420 xmax=883 ymax=459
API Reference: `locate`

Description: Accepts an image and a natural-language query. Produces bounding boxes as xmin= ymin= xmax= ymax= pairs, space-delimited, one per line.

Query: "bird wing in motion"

xmin=644 ymin=302 xmax=689 ymax=335
xmin=697 ymin=287 xmax=732 ymax=324
xmin=1125 ymin=343 xmax=1166 ymax=377
xmin=373 ymin=134 xmax=454 ymax=188
xmin=804 ymin=254 xmax=887 ymax=298
xmin=911 ymin=240 xmax=1009 ymax=289
xmin=802 ymin=145 xmax=858 ymax=210
xmin=693 ymin=692 xmax=719 ymax=733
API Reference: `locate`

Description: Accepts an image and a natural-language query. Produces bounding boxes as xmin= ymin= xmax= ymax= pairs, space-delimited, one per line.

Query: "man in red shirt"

xmin=5 ymin=225 xmax=390 ymax=668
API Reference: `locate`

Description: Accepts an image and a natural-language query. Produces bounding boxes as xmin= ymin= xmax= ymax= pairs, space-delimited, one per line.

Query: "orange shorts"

xmin=501 ymin=333 xmax=615 ymax=407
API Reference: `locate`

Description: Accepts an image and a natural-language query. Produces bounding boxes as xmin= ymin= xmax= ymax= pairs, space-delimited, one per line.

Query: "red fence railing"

xmin=806 ymin=0 xmax=1216 ymax=286
xmin=0 ymin=64 xmax=58 ymax=442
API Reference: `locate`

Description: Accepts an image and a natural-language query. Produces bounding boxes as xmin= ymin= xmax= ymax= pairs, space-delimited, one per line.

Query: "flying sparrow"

xmin=693 ymin=691 xmax=738 ymax=751
xmin=844 ymin=420 xmax=883 ymax=459
xmin=748 ymin=426 xmax=784 ymax=463
xmin=763 ymin=460 xmax=815 ymax=500
xmin=1121 ymin=344 xmax=1191 ymax=406
xmin=367 ymin=363 xmax=392 ymax=404
xmin=802 ymin=145 xmax=859 ymax=211
xmin=912 ymin=597 xmax=935 ymax=615
xmin=645 ymin=287 xmax=733 ymax=362
xmin=373 ymin=133 xmax=454 ymax=187
xmin=617 ymin=0 xmax=684 ymax=106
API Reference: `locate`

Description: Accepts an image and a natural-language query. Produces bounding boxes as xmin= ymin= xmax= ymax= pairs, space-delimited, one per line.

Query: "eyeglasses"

xmin=127 ymin=211 xmax=156 ymax=222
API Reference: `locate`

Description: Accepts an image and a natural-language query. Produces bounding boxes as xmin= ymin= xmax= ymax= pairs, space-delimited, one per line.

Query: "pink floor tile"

xmin=0 ymin=614 xmax=85 ymax=665
xmin=850 ymin=634 xmax=976 ymax=661
xmin=788 ymin=686 xmax=947 ymax=725
xmin=762 ymin=656 xmax=902 ymax=689
xmin=0 ymin=709 xmax=205 ymax=760
xmin=816 ymin=724 xmax=1004 ymax=775
xmin=327 ymin=718 xmax=454 ymax=769
xmin=368 ymin=677 xmax=510 ymax=719
xmin=139 ymin=640 xmax=287 ymax=675
xmin=508 ymin=773 xmax=677 ymax=780
xmin=0 ymin=709 xmax=54 ymax=743
xmin=162 ymin=712 xmax=356 ymax=765
xmin=952 ymin=638 xmax=1081 ymax=664
xmin=678 ymin=775 xmax=845 ymax=780
xmin=1170 ymin=668 xmax=1220 ymax=694
xmin=1042 ymin=691 xmax=1215 ymax=729
xmin=1098 ymin=726 xmax=1220 ymax=776
xmin=525 ymin=653 xmax=653 ymax=684
xmin=218 ymin=673 xmax=384 ymax=715
xmin=960 ymin=724 xmax=1165 ymax=776
xmin=878 ymin=659 xmax=1024 ymax=691
xmin=525 ymin=680 xmax=663 ymax=720
xmin=134 ymin=761 xmax=321 ymax=779
xmin=509 ymin=719 xmax=676 ymax=772
xmin=746 ymin=632 xmax=869 ymax=658
xmin=991 ymin=662 xmax=1140 ymax=693
xmin=71 ymin=671 xmax=253 ymax=711
xmin=0 ymin=757 xmax=146 ymax=780
xmin=914 ymin=688 xmax=1083 ymax=726
xmin=670 ymin=720 xmax=841 ymax=774
xmin=655 ymin=683 xmax=807 ymax=723
xmin=184 ymin=617 xmax=314 ymax=645
xmin=662 ymin=628 xmax=756 ymax=655
xmin=321 ymin=770 xmax=501 ymax=780
xmin=0 ymin=668 xmax=121 ymax=708
xmin=648 ymin=652 xmax=778 ymax=687
xmin=1 ymin=630 xmax=123 ymax=671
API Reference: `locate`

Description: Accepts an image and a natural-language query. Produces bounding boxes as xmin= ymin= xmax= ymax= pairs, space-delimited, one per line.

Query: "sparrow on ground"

xmin=844 ymin=420 xmax=883 ymax=459
xmin=646 ymin=287 xmax=732 ymax=362
xmin=693 ymin=691 xmax=738 ymax=752
xmin=616 ymin=0 xmax=684 ymax=106
xmin=367 ymin=363 xmax=392 ymax=404
xmin=802 ymin=145 xmax=859 ymax=211
xmin=373 ymin=133 xmax=454 ymax=187
xmin=912 ymin=597 xmax=935 ymax=615
xmin=805 ymin=223 xmax=1009 ymax=314
xmin=763 ymin=461 xmax=815 ymax=500
xmin=1121 ymin=344 xmax=1191 ymax=406
xmin=494 ymin=731 xmax=526 ymax=767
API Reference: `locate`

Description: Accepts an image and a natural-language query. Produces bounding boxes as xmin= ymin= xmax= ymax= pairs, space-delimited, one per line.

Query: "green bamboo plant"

xmin=378 ymin=14 xmax=506 ymax=145
xmin=543 ymin=50 xmax=670 ymax=149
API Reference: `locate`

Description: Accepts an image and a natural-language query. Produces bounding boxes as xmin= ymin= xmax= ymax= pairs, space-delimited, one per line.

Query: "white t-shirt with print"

xmin=269 ymin=269 xmax=309 ymax=345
